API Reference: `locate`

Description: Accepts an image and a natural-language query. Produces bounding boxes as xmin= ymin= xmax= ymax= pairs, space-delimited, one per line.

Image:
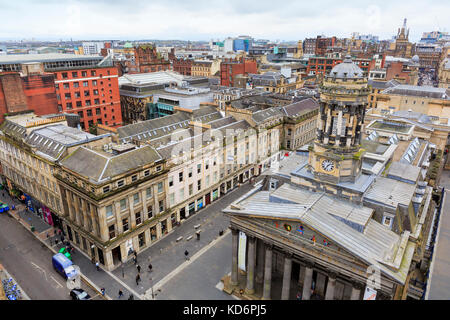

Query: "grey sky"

xmin=0 ymin=0 xmax=448 ymax=41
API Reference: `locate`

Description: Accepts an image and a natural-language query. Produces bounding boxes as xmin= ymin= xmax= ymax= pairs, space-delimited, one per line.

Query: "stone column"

xmin=316 ymin=272 xmax=327 ymax=297
xmin=255 ymin=239 xmax=265 ymax=283
xmin=302 ymin=262 xmax=314 ymax=300
xmin=350 ymin=282 xmax=363 ymax=300
xmin=325 ymin=273 xmax=337 ymax=300
xmin=245 ymin=235 xmax=256 ymax=295
xmin=281 ymin=253 xmax=293 ymax=300
xmin=262 ymin=244 xmax=273 ymax=300
xmin=230 ymin=228 xmax=239 ymax=286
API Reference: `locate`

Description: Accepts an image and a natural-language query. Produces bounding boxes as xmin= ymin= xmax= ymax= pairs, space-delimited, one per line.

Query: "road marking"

xmin=215 ymin=280 xmax=240 ymax=300
xmin=50 ymin=275 xmax=63 ymax=289
xmin=31 ymin=261 xmax=48 ymax=281
xmin=145 ymin=229 xmax=231 ymax=299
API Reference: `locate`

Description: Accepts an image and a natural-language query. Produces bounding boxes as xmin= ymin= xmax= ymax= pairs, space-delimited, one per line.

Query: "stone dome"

xmin=328 ymin=55 xmax=364 ymax=79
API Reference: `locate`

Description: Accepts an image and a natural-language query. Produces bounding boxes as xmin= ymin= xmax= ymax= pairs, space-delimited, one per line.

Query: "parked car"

xmin=70 ymin=288 xmax=91 ymax=300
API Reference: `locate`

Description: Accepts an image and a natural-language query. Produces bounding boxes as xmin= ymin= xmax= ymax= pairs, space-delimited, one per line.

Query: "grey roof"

xmin=61 ymin=145 xmax=162 ymax=183
xmin=328 ymin=55 xmax=364 ymax=79
xmin=387 ymin=161 xmax=421 ymax=184
xmin=391 ymin=110 xmax=433 ymax=123
xmin=117 ymin=105 xmax=221 ymax=142
xmin=368 ymin=79 xmax=400 ymax=90
xmin=363 ymin=176 xmax=416 ymax=208
xmin=224 ymin=182 xmax=414 ymax=284
xmin=281 ymin=98 xmax=318 ymax=117
xmin=0 ymin=53 xmax=103 ymax=64
xmin=382 ymin=85 xmax=450 ymax=100
xmin=252 ymin=107 xmax=285 ymax=124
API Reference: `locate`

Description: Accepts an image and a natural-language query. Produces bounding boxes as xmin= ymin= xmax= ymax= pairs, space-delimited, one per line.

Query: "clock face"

xmin=321 ymin=159 xmax=335 ymax=172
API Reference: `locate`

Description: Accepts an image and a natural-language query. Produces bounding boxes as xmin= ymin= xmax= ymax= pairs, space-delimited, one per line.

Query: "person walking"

xmin=128 ymin=294 xmax=134 ymax=300
xmin=133 ymin=256 xmax=137 ymax=265
xmin=184 ymin=249 xmax=190 ymax=261
xmin=118 ymin=289 xmax=123 ymax=299
xmin=96 ymin=261 xmax=100 ymax=271
xmin=148 ymin=263 xmax=153 ymax=272
xmin=101 ymin=288 xmax=105 ymax=297
xmin=136 ymin=273 xmax=141 ymax=285
xmin=136 ymin=264 xmax=141 ymax=273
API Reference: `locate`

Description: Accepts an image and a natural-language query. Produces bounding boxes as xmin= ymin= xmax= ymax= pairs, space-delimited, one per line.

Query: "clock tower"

xmin=308 ymin=55 xmax=370 ymax=185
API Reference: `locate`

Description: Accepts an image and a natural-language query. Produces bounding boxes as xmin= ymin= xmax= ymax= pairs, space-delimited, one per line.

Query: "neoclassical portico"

xmin=228 ymin=226 xmax=371 ymax=300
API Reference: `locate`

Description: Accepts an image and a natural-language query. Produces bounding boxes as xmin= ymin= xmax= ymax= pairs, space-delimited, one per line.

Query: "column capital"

xmin=303 ymin=261 xmax=315 ymax=269
xmin=328 ymin=272 xmax=338 ymax=280
xmin=264 ymin=242 xmax=273 ymax=251
xmin=230 ymin=226 xmax=239 ymax=235
xmin=284 ymin=251 xmax=294 ymax=260
xmin=247 ymin=235 xmax=256 ymax=243
xmin=352 ymin=281 xmax=365 ymax=290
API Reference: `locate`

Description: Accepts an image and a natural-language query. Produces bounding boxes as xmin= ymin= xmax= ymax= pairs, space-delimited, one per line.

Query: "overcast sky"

xmin=0 ymin=0 xmax=448 ymax=42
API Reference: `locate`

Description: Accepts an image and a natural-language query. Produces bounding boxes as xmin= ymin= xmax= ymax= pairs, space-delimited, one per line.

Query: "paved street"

xmin=110 ymin=180 xmax=258 ymax=298
xmin=426 ymin=169 xmax=450 ymax=299
xmin=0 ymin=211 xmax=100 ymax=300
xmin=154 ymin=231 xmax=235 ymax=300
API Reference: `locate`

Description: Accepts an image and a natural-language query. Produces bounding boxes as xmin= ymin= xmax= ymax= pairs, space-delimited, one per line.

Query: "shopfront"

xmin=212 ymin=189 xmax=219 ymax=201
xmin=197 ymin=197 xmax=204 ymax=210
xmin=188 ymin=202 xmax=195 ymax=216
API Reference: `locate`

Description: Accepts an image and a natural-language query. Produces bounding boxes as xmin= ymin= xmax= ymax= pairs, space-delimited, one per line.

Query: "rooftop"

xmin=0 ymin=53 xmax=103 ymax=64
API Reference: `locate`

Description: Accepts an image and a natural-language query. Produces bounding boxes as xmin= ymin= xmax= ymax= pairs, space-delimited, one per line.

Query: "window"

xmin=179 ymin=187 xmax=184 ymax=200
xmin=197 ymin=179 xmax=201 ymax=191
xmin=75 ymin=91 xmax=81 ymax=98
xmin=66 ymin=102 xmax=72 ymax=109
xmin=106 ymin=205 xmax=113 ymax=218
xmin=64 ymin=83 xmax=70 ymax=89
xmin=158 ymin=182 xmax=163 ymax=193
xmin=76 ymin=101 xmax=82 ymax=107
xmin=86 ymin=109 xmax=92 ymax=116
xmin=72 ymin=72 xmax=78 ymax=78
xmin=65 ymin=93 xmax=71 ymax=99
xmin=131 ymin=175 xmax=137 ymax=182
xmin=205 ymin=161 xmax=209 ymax=170
xmin=138 ymin=232 xmax=145 ymax=247
xmin=96 ymin=108 xmax=101 ymax=115
xmin=103 ymin=186 xmax=110 ymax=193
xmin=159 ymin=200 xmax=164 ymax=213
xmin=122 ymin=218 xmax=129 ymax=232
xmin=62 ymin=72 xmax=68 ymax=79
xmin=117 ymin=180 xmax=124 ymax=187
xmin=136 ymin=212 xmax=141 ymax=225
xmin=189 ymin=184 xmax=193 ymax=196
xmin=179 ymin=171 xmax=183 ymax=182
xmin=82 ymin=71 xmax=87 ymax=77
xmin=144 ymin=169 xmax=150 ymax=177
xmin=197 ymin=164 xmax=201 ymax=173
xmin=206 ymin=175 xmax=210 ymax=186
xmin=85 ymin=100 xmax=91 ymax=106
xmin=73 ymin=82 xmax=79 ymax=88
xmin=93 ymin=89 xmax=99 ymax=95
xmin=120 ymin=198 xmax=127 ymax=211
xmin=83 ymin=81 xmax=88 ymax=87
xmin=84 ymin=90 xmax=90 ymax=97
xmin=156 ymin=165 xmax=162 ymax=172
xmin=169 ymin=193 xmax=175 ymax=206
xmin=108 ymin=225 xmax=115 ymax=239
xmin=146 ymin=187 xmax=153 ymax=199
xmin=169 ymin=176 xmax=173 ymax=187
xmin=91 ymin=71 xmax=96 ymax=76
xmin=133 ymin=192 xmax=140 ymax=205
xmin=147 ymin=205 xmax=153 ymax=218
xmin=188 ymin=167 xmax=193 ymax=178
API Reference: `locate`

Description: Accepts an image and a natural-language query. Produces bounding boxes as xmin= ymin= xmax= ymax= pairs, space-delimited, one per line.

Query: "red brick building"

xmin=315 ymin=36 xmax=337 ymax=56
xmin=0 ymin=70 xmax=59 ymax=124
xmin=168 ymin=48 xmax=192 ymax=76
xmin=220 ymin=58 xmax=258 ymax=87
xmin=307 ymin=56 xmax=372 ymax=77
xmin=0 ymin=54 xmax=123 ymax=130
xmin=126 ymin=44 xmax=171 ymax=74
xmin=54 ymin=66 xmax=122 ymax=130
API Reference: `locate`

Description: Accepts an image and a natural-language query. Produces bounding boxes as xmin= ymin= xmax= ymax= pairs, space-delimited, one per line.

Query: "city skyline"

xmin=0 ymin=0 xmax=448 ymax=42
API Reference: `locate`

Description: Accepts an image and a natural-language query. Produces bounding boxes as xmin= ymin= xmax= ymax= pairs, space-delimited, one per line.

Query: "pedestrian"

xmin=148 ymin=263 xmax=153 ymax=272
xmin=128 ymin=294 xmax=134 ymax=300
xmin=118 ymin=289 xmax=123 ymax=299
xmin=55 ymin=239 xmax=59 ymax=245
xmin=136 ymin=273 xmax=141 ymax=285
xmin=133 ymin=256 xmax=137 ymax=265
xmin=101 ymin=288 xmax=105 ymax=296
xmin=136 ymin=264 xmax=141 ymax=273
xmin=96 ymin=261 xmax=100 ymax=271
xmin=60 ymin=234 xmax=65 ymax=242
xmin=134 ymin=250 xmax=137 ymax=258
xmin=91 ymin=256 xmax=95 ymax=264
xmin=184 ymin=249 xmax=189 ymax=261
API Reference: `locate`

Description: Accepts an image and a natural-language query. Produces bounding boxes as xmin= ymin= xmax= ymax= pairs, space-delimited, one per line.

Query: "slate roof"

xmin=382 ymin=85 xmax=450 ymax=100
xmin=252 ymin=107 xmax=285 ymax=124
xmin=281 ymin=98 xmax=319 ymax=117
xmin=363 ymin=176 xmax=416 ymax=209
xmin=61 ymin=145 xmax=162 ymax=183
xmin=368 ymin=79 xmax=400 ymax=90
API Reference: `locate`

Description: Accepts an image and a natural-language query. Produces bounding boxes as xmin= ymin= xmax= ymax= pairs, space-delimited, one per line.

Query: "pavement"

xmin=0 ymin=192 xmax=103 ymax=300
xmin=110 ymin=180 xmax=258 ymax=299
xmin=426 ymin=187 xmax=450 ymax=299
xmin=0 ymin=174 xmax=265 ymax=300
